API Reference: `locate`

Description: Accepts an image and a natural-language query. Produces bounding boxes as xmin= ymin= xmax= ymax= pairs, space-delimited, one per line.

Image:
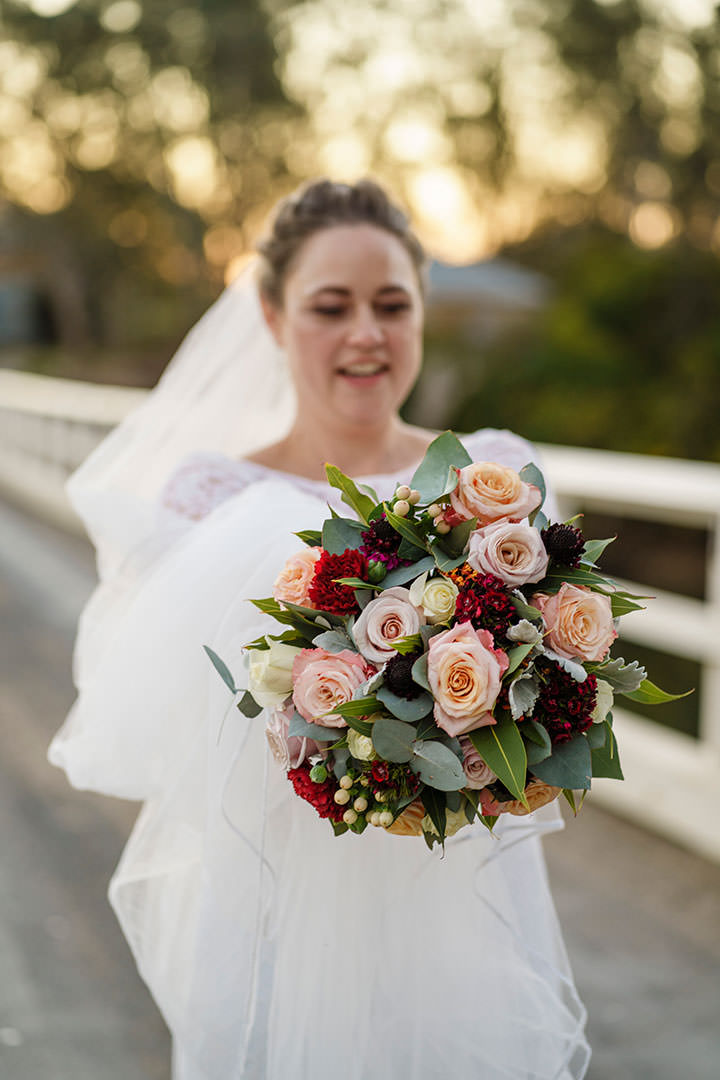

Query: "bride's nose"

xmin=346 ymin=305 xmax=385 ymax=348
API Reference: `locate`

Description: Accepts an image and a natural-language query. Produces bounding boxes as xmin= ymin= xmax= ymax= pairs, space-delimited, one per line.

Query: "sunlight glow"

xmin=100 ymin=0 xmax=142 ymax=34
xmin=164 ymin=135 xmax=220 ymax=209
xmin=629 ymin=201 xmax=679 ymax=248
xmin=24 ymin=0 xmax=77 ymax=15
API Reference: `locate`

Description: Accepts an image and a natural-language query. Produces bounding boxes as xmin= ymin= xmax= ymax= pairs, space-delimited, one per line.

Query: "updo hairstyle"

xmin=256 ymin=178 xmax=427 ymax=306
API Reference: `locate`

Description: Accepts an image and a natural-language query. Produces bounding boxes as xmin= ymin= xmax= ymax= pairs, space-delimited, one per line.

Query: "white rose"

xmin=353 ymin=586 xmax=426 ymax=664
xmin=591 ymin=678 xmax=614 ymax=723
xmin=248 ymin=641 xmax=302 ymax=708
xmin=410 ymin=575 xmax=459 ymax=625
xmin=467 ymin=521 xmax=549 ymax=587
xmin=348 ymin=729 xmax=375 ymax=761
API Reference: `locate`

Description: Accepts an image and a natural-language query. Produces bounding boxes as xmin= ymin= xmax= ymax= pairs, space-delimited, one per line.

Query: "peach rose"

xmin=292 ymin=647 xmax=372 ymax=728
xmin=467 ymin=521 xmax=549 ymax=587
xmin=450 ymin=461 xmax=542 ymax=525
xmin=480 ymin=779 xmax=561 ymax=817
xmin=533 ymin=583 xmax=617 ymax=662
xmin=353 ymin=586 xmax=426 ymax=664
xmin=427 ymin=621 xmax=509 ymax=737
xmin=459 ymin=735 xmax=497 ymax=789
xmin=272 ymin=547 xmax=322 ymax=607
xmin=265 ymin=704 xmax=321 ymax=769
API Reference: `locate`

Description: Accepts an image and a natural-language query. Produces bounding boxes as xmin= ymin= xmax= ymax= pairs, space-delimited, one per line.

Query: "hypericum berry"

xmin=396 ymin=484 xmax=412 ymax=500
xmin=379 ymin=811 xmax=394 ymax=827
xmin=408 ymin=489 xmax=421 ymax=505
xmin=369 ymin=811 xmax=382 ymax=826
xmin=353 ymin=796 xmax=368 ymax=812
xmin=435 ymin=520 xmax=451 ymax=535
xmin=309 ymin=764 xmax=328 ymax=783
xmin=343 ymin=808 xmax=358 ymax=825
xmin=339 ymin=774 xmax=353 ymax=790
xmin=394 ymin=499 xmax=410 ymax=517
xmin=334 ymin=788 xmax=350 ymax=805
xmin=427 ymin=503 xmax=441 ymax=518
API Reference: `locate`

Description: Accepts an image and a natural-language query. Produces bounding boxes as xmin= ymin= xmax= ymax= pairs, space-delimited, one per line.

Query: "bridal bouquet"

xmin=206 ymin=432 xmax=682 ymax=846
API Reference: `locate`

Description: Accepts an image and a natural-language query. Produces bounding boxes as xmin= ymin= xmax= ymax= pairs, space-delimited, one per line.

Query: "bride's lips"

xmin=336 ymin=360 xmax=390 ymax=384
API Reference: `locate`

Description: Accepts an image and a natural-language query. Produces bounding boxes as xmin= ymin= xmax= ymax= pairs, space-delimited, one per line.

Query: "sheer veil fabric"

xmin=49 ymin=268 xmax=590 ymax=1079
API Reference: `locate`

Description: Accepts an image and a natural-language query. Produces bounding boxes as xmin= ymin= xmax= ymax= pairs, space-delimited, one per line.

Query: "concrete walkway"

xmin=1 ymin=497 xmax=718 ymax=1079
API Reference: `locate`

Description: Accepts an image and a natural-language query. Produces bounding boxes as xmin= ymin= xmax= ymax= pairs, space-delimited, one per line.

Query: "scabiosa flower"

xmin=288 ymin=764 xmax=346 ymax=821
xmin=308 ymin=548 xmax=367 ymax=615
xmin=360 ymin=514 xmax=409 ymax=572
xmin=450 ymin=567 xmax=518 ymax=640
xmin=532 ymin=659 xmax=598 ymax=743
xmin=541 ymin=523 xmax=585 ymax=569
xmin=383 ymin=651 xmax=423 ymax=700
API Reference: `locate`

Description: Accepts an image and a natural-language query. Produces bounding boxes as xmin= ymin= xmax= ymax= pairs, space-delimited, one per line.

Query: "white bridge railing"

xmin=2 ymin=369 xmax=719 ymax=860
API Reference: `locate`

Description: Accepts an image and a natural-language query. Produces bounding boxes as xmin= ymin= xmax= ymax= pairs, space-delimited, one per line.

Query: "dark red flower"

xmin=450 ymin=568 xmax=517 ymax=639
xmin=371 ymin=761 xmax=390 ymax=783
xmin=308 ymin=548 xmax=367 ymax=615
xmin=532 ymin=660 xmax=597 ymax=744
xmin=541 ymin=523 xmax=585 ymax=569
xmin=288 ymin=765 xmax=345 ymax=821
xmin=360 ymin=514 xmax=410 ymax=572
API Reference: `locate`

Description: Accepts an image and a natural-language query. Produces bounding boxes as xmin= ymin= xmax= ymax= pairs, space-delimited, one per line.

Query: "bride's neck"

xmin=253 ymin=415 xmax=427 ymax=480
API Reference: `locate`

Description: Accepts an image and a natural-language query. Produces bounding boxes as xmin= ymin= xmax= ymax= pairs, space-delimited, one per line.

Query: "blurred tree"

xmin=0 ymin=0 xmax=301 ymax=363
xmin=450 ymin=227 xmax=720 ymax=463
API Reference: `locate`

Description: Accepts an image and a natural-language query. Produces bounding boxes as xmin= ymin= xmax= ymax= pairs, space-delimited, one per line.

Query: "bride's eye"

xmin=313 ymin=306 xmax=346 ymax=317
xmin=378 ymin=301 xmax=411 ymax=316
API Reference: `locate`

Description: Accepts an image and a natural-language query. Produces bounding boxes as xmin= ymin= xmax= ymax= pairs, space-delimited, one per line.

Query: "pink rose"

xmin=467 ymin=521 xmax=549 ymax=586
xmin=265 ymin=704 xmax=322 ymax=769
xmin=273 ymin=547 xmax=322 ymax=607
xmin=427 ymin=621 xmax=509 ymax=737
xmin=353 ymin=586 xmax=426 ymax=664
xmin=292 ymin=647 xmax=372 ymax=728
xmin=459 ymin=735 xmax=497 ymax=789
xmin=450 ymin=461 xmax=542 ymax=525
xmin=533 ymin=583 xmax=617 ymax=662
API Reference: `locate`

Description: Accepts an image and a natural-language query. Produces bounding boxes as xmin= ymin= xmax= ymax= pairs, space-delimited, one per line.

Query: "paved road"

xmin=1 ymin=497 xmax=719 ymax=1079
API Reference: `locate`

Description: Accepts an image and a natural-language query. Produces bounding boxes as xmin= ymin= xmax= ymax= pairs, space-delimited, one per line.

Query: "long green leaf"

xmin=329 ymin=695 xmax=380 ymax=718
xmin=468 ymin=715 xmax=528 ymax=804
xmin=325 ymin=464 xmax=376 ymax=524
xmin=383 ymin=504 xmax=430 ymax=549
xmin=581 ymin=537 xmax=615 ymax=566
xmin=381 ymin=555 xmax=436 ymax=590
xmin=420 ymin=787 xmax=446 ymax=842
xmin=410 ymin=430 xmax=472 ymax=503
xmin=623 ymin=678 xmax=693 ymax=705
xmin=203 ymin=645 xmax=237 ymax=695
xmin=505 ymin=642 xmax=535 ymax=676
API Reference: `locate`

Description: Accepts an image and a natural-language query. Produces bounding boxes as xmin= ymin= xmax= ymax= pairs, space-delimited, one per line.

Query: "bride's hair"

xmin=257 ymin=178 xmax=427 ymax=305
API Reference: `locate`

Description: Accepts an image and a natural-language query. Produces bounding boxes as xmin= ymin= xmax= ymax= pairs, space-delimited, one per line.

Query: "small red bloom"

xmin=308 ymin=548 xmax=367 ymax=615
xmin=288 ymin=765 xmax=345 ymax=821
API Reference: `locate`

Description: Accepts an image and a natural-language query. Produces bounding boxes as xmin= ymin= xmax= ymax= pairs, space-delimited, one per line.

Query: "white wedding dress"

xmin=50 ymin=426 xmax=591 ymax=1080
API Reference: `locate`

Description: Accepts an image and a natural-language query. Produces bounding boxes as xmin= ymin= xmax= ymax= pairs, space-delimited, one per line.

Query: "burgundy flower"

xmin=288 ymin=764 xmax=345 ymax=821
xmin=541 ymin=523 xmax=585 ymax=569
xmin=360 ymin=514 xmax=410 ymax=572
xmin=308 ymin=548 xmax=367 ymax=615
xmin=450 ymin=567 xmax=517 ymax=640
xmin=532 ymin=660 xmax=597 ymax=744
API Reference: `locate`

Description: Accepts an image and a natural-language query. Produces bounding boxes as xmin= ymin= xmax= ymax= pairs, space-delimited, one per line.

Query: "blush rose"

xmin=353 ymin=586 xmax=426 ymax=664
xmin=427 ymin=621 xmax=509 ymax=737
xmin=467 ymin=521 xmax=549 ymax=587
xmin=272 ymin=547 xmax=322 ymax=607
xmin=265 ymin=704 xmax=322 ymax=769
xmin=533 ymin=583 xmax=617 ymax=662
xmin=292 ymin=647 xmax=372 ymax=728
xmin=459 ymin=735 xmax=497 ymax=789
xmin=450 ymin=461 xmax=542 ymax=525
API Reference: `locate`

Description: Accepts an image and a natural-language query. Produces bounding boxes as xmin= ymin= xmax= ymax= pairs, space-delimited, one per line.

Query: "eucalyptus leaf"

xmin=236 ymin=690 xmax=263 ymax=718
xmin=409 ymin=430 xmax=472 ymax=503
xmin=532 ymin=509 xmax=548 ymax=531
xmin=589 ymin=721 xmax=624 ymax=779
xmin=430 ymin=545 xmax=468 ymax=572
xmin=468 ymin=715 xmax=528 ymax=804
xmin=332 ymin=747 xmax=350 ymax=779
xmin=203 ymin=645 xmax=238 ymax=695
xmin=322 ymin=516 xmax=365 ymax=556
xmin=436 ymin=516 xmax=476 ymax=558
xmin=585 ymin=721 xmax=609 ymax=749
xmin=411 ymin=651 xmax=431 ymax=692
xmin=446 ymin=790 xmax=462 ymax=813
xmin=410 ymin=740 xmax=466 ymax=791
xmin=523 ymin=719 xmax=552 ymax=751
xmin=519 ymin=462 xmax=546 ymax=516
xmin=381 ymin=555 xmax=436 ymax=590
xmin=526 ymin=738 xmax=552 ymax=766
xmin=530 ymin=734 xmax=592 ymax=790
xmin=398 ymin=537 xmax=428 ymax=561
xmin=288 ymin=710 xmax=339 ymax=742
xmin=371 ymin=715 xmax=416 ymax=763
xmin=376 ymin=685 xmax=434 ymax=722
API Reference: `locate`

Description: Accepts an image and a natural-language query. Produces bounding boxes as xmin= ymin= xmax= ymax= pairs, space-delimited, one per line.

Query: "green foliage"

xmin=203 ymin=645 xmax=237 ymax=695
xmin=468 ymin=715 xmax=529 ymax=804
xmin=530 ymin=734 xmax=592 ymax=790
xmin=409 ymin=430 xmax=470 ymax=502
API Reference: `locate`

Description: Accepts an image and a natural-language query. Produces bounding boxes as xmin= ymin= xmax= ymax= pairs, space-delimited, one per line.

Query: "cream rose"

xmin=533 ymin=583 xmax=617 ymax=662
xmin=409 ymin=574 xmax=459 ymax=625
xmin=467 ymin=521 xmax=549 ymax=587
xmin=353 ymin=586 xmax=426 ymax=664
xmin=450 ymin=461 xmax=542 ymax=525
xmin=265 ymin=704 xmax=320 ymax=769
xmin=272 ymin=547 xmax=322 ymax=607
xmin=292 ymin=647 xmax=371 ymax=728
xmin=427 ymin=621 xmax=509 ymax=737
xmin=347 ymin=729 xmax=375 ymax=761
xmin=248 ymin=640 xmax=302 ymax=708
xmin=459 ymin=736 xmax=497 ymax=789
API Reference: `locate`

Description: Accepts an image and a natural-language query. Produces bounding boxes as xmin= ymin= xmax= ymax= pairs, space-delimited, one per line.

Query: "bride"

xmin=50 ymin=179 xmax=590 ymax=1079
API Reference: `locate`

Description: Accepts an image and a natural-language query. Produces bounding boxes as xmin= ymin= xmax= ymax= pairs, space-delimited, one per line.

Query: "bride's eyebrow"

xmin=306 ymin=284 xmax=411 ymax=299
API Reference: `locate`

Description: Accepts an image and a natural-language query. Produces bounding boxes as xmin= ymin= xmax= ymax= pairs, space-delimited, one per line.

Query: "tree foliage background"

xmin=0 ymin=0 xmax=718 ymax=458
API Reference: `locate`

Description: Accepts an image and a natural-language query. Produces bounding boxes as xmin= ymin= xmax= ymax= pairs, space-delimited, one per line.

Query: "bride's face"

xmin=262 ymin=224 xmax=424 ymax=428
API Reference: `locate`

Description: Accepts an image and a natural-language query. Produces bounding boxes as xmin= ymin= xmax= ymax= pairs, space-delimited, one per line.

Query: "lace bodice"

xmin=160 ymin=428 xmax=541 ymax=522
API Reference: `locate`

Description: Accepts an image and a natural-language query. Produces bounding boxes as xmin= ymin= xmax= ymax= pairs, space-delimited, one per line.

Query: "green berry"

xmin=309 ymin=764 xmax=328 ymax=783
